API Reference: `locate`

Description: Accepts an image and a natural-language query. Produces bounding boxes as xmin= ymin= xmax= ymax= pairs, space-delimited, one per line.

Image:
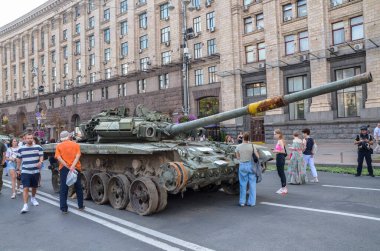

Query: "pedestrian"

xmin=287 ymin=131 xmax=307 ymax=185
xmin=55 ymin=131 xmax=84 ymax=213
xmin=354 ymin=126 xmax=375 ymax=177
xmin=374 ymin=123 xmax=380 ymax=154
xmin=302 ymin=128 xmax=319 ymax=183
xmin=237 ymin=132 xmax=243 ymax=144
xmin=225 ymin=135 xmax=235 ymax=144
xmin=5 ymin=138 xmax=20 ymax=198
xmin=0 ymin=139 xmax=7 ymax=194
xmin=16 ymin=133 xmax=44 ymax=213
xmin=18 ymin=133 xmax=26 ymax=148
xmin=235 ymin=132 xmax=259 ymax=207
xmin=272 ymin=129 xmax=288 ymax=194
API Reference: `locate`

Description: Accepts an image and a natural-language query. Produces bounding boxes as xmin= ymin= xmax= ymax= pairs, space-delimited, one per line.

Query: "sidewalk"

xmin=263 ymin=142 xmax=380 ymax=167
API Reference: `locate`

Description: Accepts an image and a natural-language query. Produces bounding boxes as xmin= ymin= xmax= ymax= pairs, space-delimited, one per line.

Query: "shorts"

xmin=21 ymin=173 xmax=40 ymax=188
xmin=6 ymin=162 xmax=16 ymax=170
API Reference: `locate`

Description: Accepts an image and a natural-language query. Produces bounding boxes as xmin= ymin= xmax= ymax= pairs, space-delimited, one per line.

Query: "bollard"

xmin=340 ymin=152 xmax=343 ymax=163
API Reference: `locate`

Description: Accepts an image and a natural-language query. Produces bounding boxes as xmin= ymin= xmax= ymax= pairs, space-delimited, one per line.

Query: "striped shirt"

xmin=17 ymin=144 xmax=43 ymax=174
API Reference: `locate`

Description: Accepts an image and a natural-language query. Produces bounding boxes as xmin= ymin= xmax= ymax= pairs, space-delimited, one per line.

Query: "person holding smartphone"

xmin=272 ymin=129 xmax=287 ymax=195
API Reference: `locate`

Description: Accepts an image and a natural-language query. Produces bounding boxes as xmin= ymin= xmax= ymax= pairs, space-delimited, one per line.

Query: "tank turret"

xmin=81 ymin=72 xmax=372 ymax=143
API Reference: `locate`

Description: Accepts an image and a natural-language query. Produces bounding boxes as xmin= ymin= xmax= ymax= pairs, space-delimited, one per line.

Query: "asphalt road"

xmin=1 ymin=169 xmax=379 ymax=251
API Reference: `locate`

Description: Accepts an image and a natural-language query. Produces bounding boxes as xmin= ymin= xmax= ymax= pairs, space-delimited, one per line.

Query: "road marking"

xmin=261 ymin=202 xmax=380 ymax=222
xmin=322 ymin=185 xmax=380 ymax=191
xmin=2 ymin=180 xmax=214 ymax=251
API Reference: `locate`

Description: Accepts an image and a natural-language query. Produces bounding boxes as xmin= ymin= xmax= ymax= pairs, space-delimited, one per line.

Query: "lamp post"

xmin=32 ymin=66 xmax=44 ymax=133
xmin=169 ymin=0 xmax=193 ymax=116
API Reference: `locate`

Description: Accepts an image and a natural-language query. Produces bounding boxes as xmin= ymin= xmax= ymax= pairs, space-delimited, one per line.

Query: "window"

xmin=138 ymin=79 xmax=146 ymax=94
xmin=89 ymin=54 xmax=95 ymax=66
xmin=137 ymin=0 xmax=147 ymax=5
xmin=257 ymin=42 xmax=265 ymax=61
xmin=63 ymin=29 xmax=68 ymax=40
xmin=75 ymin=24 xmax=80 ymax=34
xmin=332 ymin=21 xmax=345 ymax=45
xmin=336 ymin=67 xmax=362 ymax=117
xmin=40 ymin=55 xmax=45 ymax=66
xmin=331 ymin=0 xmax=343 ymax=7
xmin=76 ymin=59 xmax=81 ymax=72
xmin=287 ymin=75 xmax=307 ymax=120
xmin=21 ymin=39 xmax=25 ymax=57
xmin=89 ymin=35 xmax=95 ymax=48
xmin=86 ymin=90 xmax=94 ymax=102
xmin=139 ymin=12 xmax=147 ymax=28
xmin=297 ymin=0 xmax=307 ymax=17
xmin=63 ymin=46 xmax=68 ymax=59
xmin=256 ymin=13 xmax=264 ymax=30
xmin=120 ymin=0 xmax=128 ymax=13
xmin=206 ymin=12 xmax=215 ymax=30
xmin=105 ymin=68 xmax=112 ymax=79
xmin=118 ymin=83 xmax=127 ymax=96
xmin=121 ymin=42 xmax=128 ymax=56
xmin=51 ymin=51 xmax=56 ymax=63
xmin=207 ymin=39 xmax=216 ymax=55
xmin=104 ymin=8 xmax=110 ymax=21
xmin=351 ymin=16 xmax=364 ymax=41
xmin=285 ymin=35 xmax=295 ymax=55
xmin=104 ymin=28 xmax=111 ymax=43
xmin=208 ymin=66 xmax=217 ymax=83
xmin=63 ymin=13 xmax=67 ymax=24
xmin=160 ymin=3 xmax=169 ymax=20
xmin=244 ymin=0 xmax=253 ymax=6
xmin=75 ymin=41 xmax=81 ymax=54
xmin=40 ymin=31 xmax=45 ymax=50
xmin=88 ymin=0 xmax=95 ymax=11
xmin=104 ymin=48 xmax=111 ymax=61
xmin=195 ymin=69 xmax=203 ymax=86
xmin=75 ymin=5 xmax=80 ymax=17
xmin=61 ymin=96 xmax=67 ymax=107
xmin=283 ymin=4 xmax=292 ymax=21
xmin=246 ymin=83 xmax=267 ymax=97
xmin=192 ymin=0 xmax=200 ymax=7
xmin=51 ymin=35 xmax=56 ymax=46
xmin=49 ymin=98 xmax=55 ymax=108
xmin=31 ymin=35 xmax=35 ymax=53
xmin=63 ymin=63 xmax=68 ymax=75
xmin=90 ymin=73 xmax=96 ymax=83
xmin=120 ymin=21 xmax=128 ymax=35
xmin=121 ymin=63 xmax=128 ymax=75
xmin=193 ymin=17 xmax=201 ymax=33
xmin=244 ymin=17 xmax=253 ymax=34
xmin=159 ymin=74 xmax=169 ymax=89
xmin=161 ymin=27 xmax=170 ymax=43
xmin=140 ymin=35 xmax=148 ymax=49
xmin=245 ymin=45 xmax=254 ymax=63
xmin=194 ymin=43 xmax=202 ymax=59
xmin=52 ymin=67 xmax=57 ymax=79
xmin=299 ymin=31 xmax=309 ymax=52
xmin=102 ymin=87 xmax=109 ymax=99
xmin=72 ymin=93 xmax=79 ymax=105
xmin=162 ymin=51 xmax=171 ymax=65
xmin=140 ymin=57 xmax=149 ymax=71
xmin=76 ymin=76 xmax=82 ymax=85
xmin=88 ymin=16 xmax=95 ymax=29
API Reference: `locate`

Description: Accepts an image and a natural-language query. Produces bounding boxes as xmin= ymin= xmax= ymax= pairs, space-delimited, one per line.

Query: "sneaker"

xmin=368 ymin=174 xmax=375 ymax=177
xmin=310 ymin=177 xmax=319 ymax=183
xmin=20 ymin=204 xmax=29 ymax=214
xmin=16 ymin=189 xmax=22 ymax=195
xmin=31 ymin=197 xmax=39 ymax=206
xmin=355 ymin=174 xmax=361 ymax=177
xmin=61 ymin=210 xmax=68 ymax=214
xmin=281 ymin=187 xmax=288 ymax=194
xmin=78 ymin=206 xmax=85 ymax=211
xmin=275 ymin=188 xmax=283 ymax=194
xmin=11 ymin=193 xmax=16 ymax=199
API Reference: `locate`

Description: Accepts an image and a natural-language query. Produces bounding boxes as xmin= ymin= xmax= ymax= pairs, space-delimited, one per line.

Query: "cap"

xmin=60 ymin=131 xmax=70 ymax=141
xmin=360 ymin=125 xmax=368 ymax=131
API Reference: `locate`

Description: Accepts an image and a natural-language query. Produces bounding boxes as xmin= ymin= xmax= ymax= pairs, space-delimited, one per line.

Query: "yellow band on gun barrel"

xmin=247 ymin=102 xmax=260 ymax=115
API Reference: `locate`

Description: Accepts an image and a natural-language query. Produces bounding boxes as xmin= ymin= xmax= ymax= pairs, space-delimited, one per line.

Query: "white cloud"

xmin=0 ymin=0 xmax=48 ymax=27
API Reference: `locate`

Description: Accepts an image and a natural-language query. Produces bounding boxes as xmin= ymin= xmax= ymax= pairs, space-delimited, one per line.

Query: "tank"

xmin=43 ymin=72 xmax=373 ymax=215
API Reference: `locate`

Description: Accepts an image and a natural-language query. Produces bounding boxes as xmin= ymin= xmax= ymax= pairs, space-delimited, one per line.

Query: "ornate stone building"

xmin=0 ymin=0 xmax=379 ymax=142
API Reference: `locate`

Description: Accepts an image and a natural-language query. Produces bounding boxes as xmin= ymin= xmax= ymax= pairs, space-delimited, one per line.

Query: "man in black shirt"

xmin=0 ymin=140 xmax=7 ymax=194
xmin=354 ymin=126 xmax=374 ymax=177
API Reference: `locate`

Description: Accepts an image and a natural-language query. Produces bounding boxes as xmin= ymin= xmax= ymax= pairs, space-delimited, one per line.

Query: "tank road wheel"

xmin=81 ymin=171 xmax=92 ymax=200
xmin=151 ymin=178 xmax=168 ymax=213
xmin=222 ymin=182 xmax=240 ymax=195
xmin=51 ymin=170 xmax=60 ymax=193
xmin=107 ymin=175 xmax=131 ymax=210
xmin=90 ymin=173 xmax=110 ymax=205
xmin=129 ymin=177 xmax=159 ymax=216
xmin=124 ymin=171 xmax=135 ymax=183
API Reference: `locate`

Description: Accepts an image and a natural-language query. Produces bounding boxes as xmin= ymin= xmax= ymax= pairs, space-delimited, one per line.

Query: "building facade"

xmin=0 ymin=0 xmax=379 ymax=142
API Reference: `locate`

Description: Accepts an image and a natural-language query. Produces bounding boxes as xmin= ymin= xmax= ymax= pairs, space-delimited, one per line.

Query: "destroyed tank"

xmin=43 ymin=72 xmax=373 ymax=215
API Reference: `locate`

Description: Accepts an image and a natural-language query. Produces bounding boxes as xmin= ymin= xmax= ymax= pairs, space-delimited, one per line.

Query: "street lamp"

xmin=169 ymin=0 xmax=195 ymax=116
xmin=31 ymin=66 xmax=45 ymax=133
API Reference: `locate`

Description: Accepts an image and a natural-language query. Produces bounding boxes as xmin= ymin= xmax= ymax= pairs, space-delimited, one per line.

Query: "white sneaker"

xmin=31 ymin=197 xmax=39 ymax=206
xmin=275 ymin=188 xmax=283 ymax=194
xmin=310 ymin=177 xmax=319 ymax=183
xmin=282 ymin=187 xmax=288 ymax=194
xmin=20 ymin=204 xmax=29 ymax=214
xmin=16 ymin=189 xmax=22 ymax=195
xmin=11 ymin=193 xmax=16 ymax=199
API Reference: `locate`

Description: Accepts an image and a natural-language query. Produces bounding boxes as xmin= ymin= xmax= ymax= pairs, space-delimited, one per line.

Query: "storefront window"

xmin=336 ymin=67 xmax=362 ymax=117
xmin=198 ymin=97 xmax=219 ymax=118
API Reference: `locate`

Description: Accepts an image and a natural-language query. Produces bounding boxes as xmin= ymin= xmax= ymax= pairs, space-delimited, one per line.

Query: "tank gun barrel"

xmin=167 ymin=72 xmax=373 ymax=135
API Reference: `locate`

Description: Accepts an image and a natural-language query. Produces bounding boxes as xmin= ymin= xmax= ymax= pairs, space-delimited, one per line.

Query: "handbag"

xmin=66 ymin=170 xmax=78 ymax=186
xmin=251 ymin=144 xmax=259 ymax=163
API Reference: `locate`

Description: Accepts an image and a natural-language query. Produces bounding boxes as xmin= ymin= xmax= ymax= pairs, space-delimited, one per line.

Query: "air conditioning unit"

xmin=51 ymin=77 xmax=56 ymax=81
xmin=139 ymin=49 xmax=143 ymax=54
xmin=147 ymin=60 xmax=151 ymax=65
xmin=210 ymin=27 xmax=215 ymax=32
xmin=330 ymin=46 xmax=339 ymax=53
xmin=353 ymin=43 xmax=364 ymax=51
xmin=284 ymin=16 xmax=292 ymax=22
xmin=206 ymin=0 xmax=211 ymax=7
xmin=119 ymin=34 xmax=124 ymax=39
xmin=62 ymin=74 xmax=67 ymax=78
xmin=165 ymin=41 xmax=170 ymax=47
xmin=164 ymin=16 xmax=169 ymax=21
xmin=74 ymin=17 xmax=77 ymax=21
xmin=196 ymin=6 xmax=201 ymax=10
xmin=243 ymin=5 xmax=249 ymax=12
xmin=88 ymin=47 xmax=92 ymax=51
xmin=193 ymin=32 xmax=200 ymax=37
xmin=87 ymin=9 xmax=91 ymax=14
xmin=142 ymin=25 xmax=147 ymax=30
xmin=74 ymin=52 xmax=78 ymax=56
xmin=119 ymin=55 xmax=125 ymax=59
xmin=257 ymin=26 xmax=264 ymax=31
xmin=103 ymin=60 xmax=108 ymax=65
xmin=88 ymin=66 xmax=92 ymax=70
xmin=105 ymin=40 xmax=110 ymax=44
xmin=258 ymin=63 xmax=266 ymax=69
xmin=300 ymin=54 xmax=309 ymax=62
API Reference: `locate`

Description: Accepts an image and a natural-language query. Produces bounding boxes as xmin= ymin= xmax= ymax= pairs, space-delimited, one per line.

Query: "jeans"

xmin=238 ymin=161 xmax=257 ymax=206
xmin=303 ymin=155 xmax=318 ymax=178
xmin=276 ymin=154 xmax=286 ymax=187
xmin=60 ymin=167 xmax=84 ymax=211
xmin=0 ymin=166 xmax=3 ymax=192
xmin=357 ymin=151 xmax=373 ymax=176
